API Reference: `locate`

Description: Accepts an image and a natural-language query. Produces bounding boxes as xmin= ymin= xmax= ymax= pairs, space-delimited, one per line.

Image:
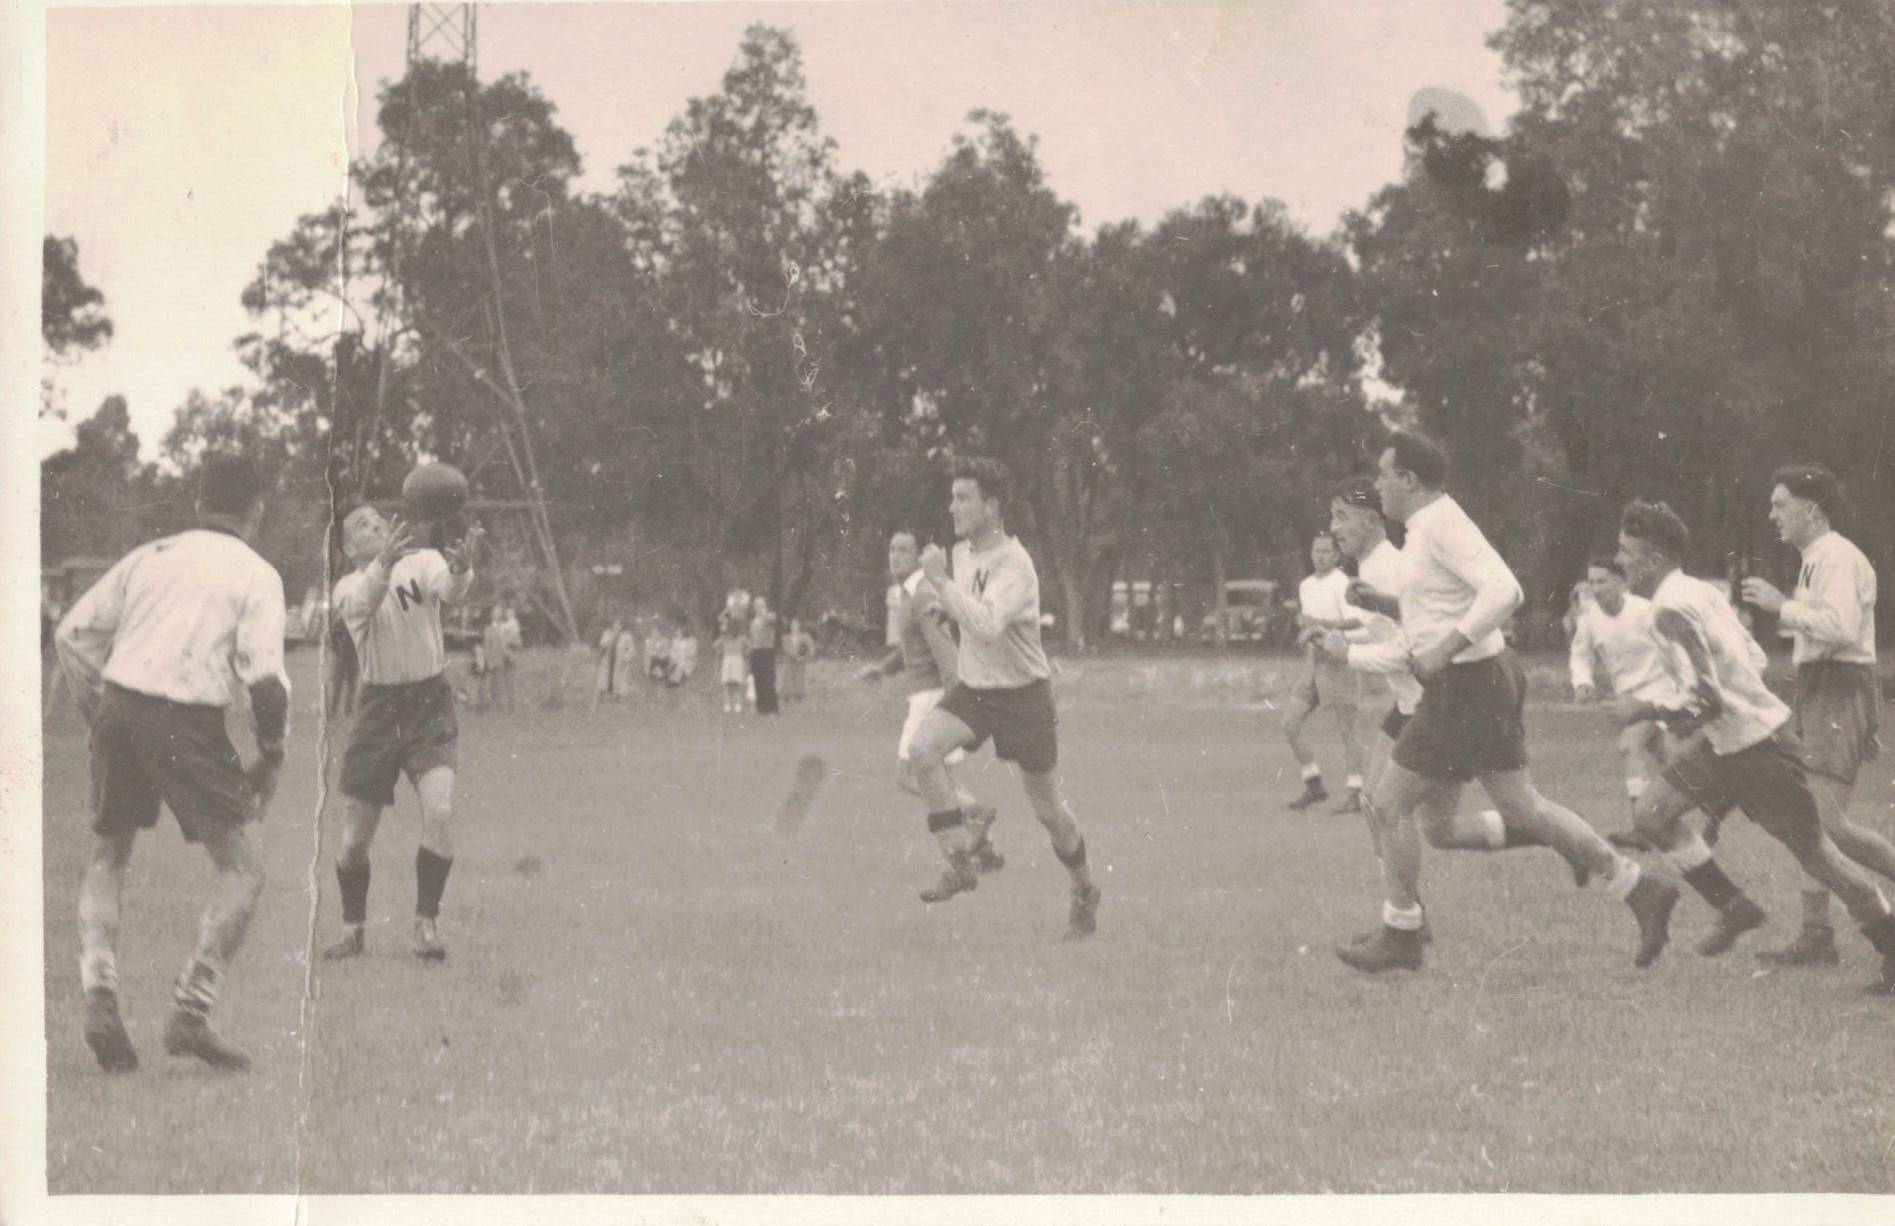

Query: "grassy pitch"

xmin=39 ymin=651 xmax=1895 ymax=1193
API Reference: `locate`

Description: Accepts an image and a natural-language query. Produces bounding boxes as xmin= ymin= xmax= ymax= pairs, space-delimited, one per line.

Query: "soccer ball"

xmin=402 ymin=462 xmax=469 ymax=521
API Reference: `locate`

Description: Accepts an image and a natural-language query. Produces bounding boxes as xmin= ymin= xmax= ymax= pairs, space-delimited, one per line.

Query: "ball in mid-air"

xmin=402 ymin=461 xmax=469 ymax=521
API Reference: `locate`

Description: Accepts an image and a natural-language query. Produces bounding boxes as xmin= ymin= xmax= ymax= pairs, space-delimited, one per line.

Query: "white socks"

xmin=1382 ymin=901 xmax=1425 ymax=931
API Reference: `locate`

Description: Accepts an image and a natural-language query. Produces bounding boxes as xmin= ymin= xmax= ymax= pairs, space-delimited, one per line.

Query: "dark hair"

xmin=1331 ymin=477 xmax=1382 ymax=515
xmin=1771 ymin=463 xmax=1842 ymax=523
xmin=198 ymin=454 xmax=264 ymax=516
xmin=1385 ymin=431 xmax=1450 ymax=489
xmin=951 ymin=456 xmax=1013 ymax=511
xmin=1620 ymin=499 xmax=1690 ymax=561
xmin=1587 ymin=557 xmax=1625 ymax=578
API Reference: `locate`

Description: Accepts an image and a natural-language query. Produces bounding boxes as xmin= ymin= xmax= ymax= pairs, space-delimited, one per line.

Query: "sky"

xmin=39 ymin=0 xmax=1516 ymax=460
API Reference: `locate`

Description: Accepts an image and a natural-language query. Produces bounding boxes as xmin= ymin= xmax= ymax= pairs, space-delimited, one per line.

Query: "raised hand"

xmin=376 ymin=515 xmax=423 ymax=570
xmin=444 ymin=522 xmax=485 ymax=574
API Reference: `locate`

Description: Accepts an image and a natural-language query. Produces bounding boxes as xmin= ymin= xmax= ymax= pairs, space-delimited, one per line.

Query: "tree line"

xmin=42 ymin=3 xmax=1895 ymax=645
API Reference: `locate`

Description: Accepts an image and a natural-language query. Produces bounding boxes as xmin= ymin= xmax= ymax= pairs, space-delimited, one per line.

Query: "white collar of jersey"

xmin=1802 ymin=529 xmax=1839 ymax=556
xmin=1404 ymin=494 xmax=1454 ymax=530
xmin=1653 ymin=568 xmax=1690 ymax=602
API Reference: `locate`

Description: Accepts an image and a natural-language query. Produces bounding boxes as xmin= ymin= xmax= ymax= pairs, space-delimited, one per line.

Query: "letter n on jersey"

xmin=394 ymin=578 xmax=426 ymax=612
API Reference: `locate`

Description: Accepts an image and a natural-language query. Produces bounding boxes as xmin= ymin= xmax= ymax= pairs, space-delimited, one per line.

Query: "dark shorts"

xmin=341 ymin=675 xmax=459 ymax=806
xmin=1391 ymin=651 xmax=1528 ymax=783
xmin=1662 ymin=729 xmax=1821 ymax=853
xmin=1381 ymin=705 xmax=1411 ymax=742
xmin=1794 ymin=661 xmax=1882 ymax=786
xmin=937 ymin=678 xmax=1059 ymax=775
xmin=90 ymin=684 xmax=254 ymax=843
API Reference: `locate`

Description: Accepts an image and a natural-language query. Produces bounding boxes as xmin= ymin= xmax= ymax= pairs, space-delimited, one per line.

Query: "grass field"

xmin=38 ymin=649 xmax=1895 ymax=1194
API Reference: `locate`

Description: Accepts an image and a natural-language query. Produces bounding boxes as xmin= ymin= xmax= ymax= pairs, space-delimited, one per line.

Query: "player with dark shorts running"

xmin=858 ymin=530 xmax=1003 ymax=881
xmin=1737 ymin=465 xmax=1890 ymax=968
xmin=1337 ymin=433 xmax=1678 ymax=974
xmin=905 ymin=457 xmax=1101 ymax=940
xmin=1616 ymin=498 xmax=1895 ymax=994
xmin=56 ymin=455 xmax=290 ymax=1072
xmin=323 ymin=505 xmax=482 ymax=962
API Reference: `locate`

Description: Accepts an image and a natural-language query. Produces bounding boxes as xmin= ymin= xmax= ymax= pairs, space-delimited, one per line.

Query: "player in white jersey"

xmin=858 ymin=531 xmax=1003 ymax=882
xmin=1324 ymin=480 xmax=1423 ymax=753
xmin=1336 ymin=433 xmax=1677 ymax=974
xmin=906 ymin=458 xmax=1101 ymax=940
xmin=1738 ymin=465 xmax=1891 ymax=966
xmin=1570 ymin=558 xmax=1692 ymax=811
xmin=1326 ymin=476 xmax=1536 ymax=946
xmin=323 ymin=505 xmax=483 ymax=962
xmin=56 ymin=456 xmax=290 ymax=1072
xmin=1284 ymin=533 xmax=1366 ymax=812
xmin=1322 ymin=479 xmax=1436 ymax=942
xmin=1615 ymin=499 xmax=1895 ymax=992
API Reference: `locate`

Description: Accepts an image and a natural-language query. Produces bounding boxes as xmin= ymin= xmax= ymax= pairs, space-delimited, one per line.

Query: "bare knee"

xmin=92 ymin=832 xmax=137 ymax=872
xmin=1022 ymin=776 xmax=1071 ymax=835
xmin=339 ymin=803 xmax=380 ymax=867
xmin=907 ymin=742 xmax=947 ymax=775
xmin=204 ymin=824 xmax=264 ymax=884
xmin=1630 ymin=783 xmax=1692 ymax=842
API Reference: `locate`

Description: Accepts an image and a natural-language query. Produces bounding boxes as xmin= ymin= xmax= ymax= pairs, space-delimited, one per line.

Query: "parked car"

xmin=1200 ymin=579 xmax=1278 ymax=644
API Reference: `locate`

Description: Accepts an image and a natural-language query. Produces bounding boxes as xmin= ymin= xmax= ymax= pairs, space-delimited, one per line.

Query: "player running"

xmin=1737 ymin=465 xmax=1891 ymax=968
xmin=1569 ymin=558 xmax=1687 ymax=813
xmin=1336 ymin=433 xmax=1676 ymax=974
xmin=322 ymin=505 xmax=483 ymax=962
xmin=57 ymin=456 xmax=290 ymax=1072
xmin=1321 ymin=478 xmax=1433 ymax=940
xmin=906 ymin=458 xmax=1101 ymax=940
xmin=859 ymin=529 xmax=1004 ymax=884
xmin=1283 ymin=532 xmax=1366 ymax=812
xmin=1615 ymin=498 xmax=1895 ymax=991
xmin=1323 ymin=478 xmax=1423 ymax=775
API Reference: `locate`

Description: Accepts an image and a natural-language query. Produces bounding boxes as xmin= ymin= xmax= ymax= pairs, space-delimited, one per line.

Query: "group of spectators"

xmin=594 ymin=612 xmax=701 ymax=705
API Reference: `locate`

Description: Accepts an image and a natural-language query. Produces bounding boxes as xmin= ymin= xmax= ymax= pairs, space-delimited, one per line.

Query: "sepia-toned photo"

xmin=13 ymin=0 xmax=1894 ymax=1217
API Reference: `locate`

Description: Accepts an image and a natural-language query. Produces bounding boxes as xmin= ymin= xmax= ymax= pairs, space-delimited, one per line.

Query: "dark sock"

xmin=337 ymin=861 xmax=371 ymax=926
xmin=1682 ymin=861 xmax=1742 ymax=911
xmin=926 ymin=808 xmax=965 ymax=834
xmin=1502 ymin=826 xmax=1548 ymax=850
xmin=416 ymin=848 xmax=453 ymax=919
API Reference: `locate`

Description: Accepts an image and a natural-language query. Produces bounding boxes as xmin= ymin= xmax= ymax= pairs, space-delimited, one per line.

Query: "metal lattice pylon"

xmin=394 ymin=2 xmax=581 ymax=643
xmin=407 ymin=3 xmax=477 ymax=72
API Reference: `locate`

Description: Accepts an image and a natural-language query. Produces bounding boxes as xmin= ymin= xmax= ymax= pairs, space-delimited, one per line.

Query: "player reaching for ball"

xmin=905 ymin=458 xmax=1100 ymax=940
xmin=323 ymin=503 xmax=483 ymax=962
